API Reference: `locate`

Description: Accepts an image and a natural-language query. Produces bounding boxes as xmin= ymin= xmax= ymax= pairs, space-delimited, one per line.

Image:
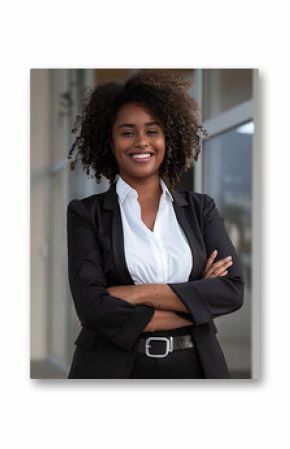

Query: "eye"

xmin=121 ymin=131 xmax=134 ymax=136
xmin=147 ymin=130 xmax=159 ymax=135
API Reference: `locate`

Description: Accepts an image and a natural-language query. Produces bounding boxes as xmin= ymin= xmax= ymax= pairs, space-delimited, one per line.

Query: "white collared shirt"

xmin=115 ymin=174 xmax=193 ymax=285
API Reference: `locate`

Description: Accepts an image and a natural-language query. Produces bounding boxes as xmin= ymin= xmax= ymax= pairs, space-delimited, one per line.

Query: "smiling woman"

xmin=66 ymin=70 xmax=245 ymax=379
xmin=68 ymin=70 xmax=202 ymax=189
xmin=111 ymin=102 xmax=166 ymax=182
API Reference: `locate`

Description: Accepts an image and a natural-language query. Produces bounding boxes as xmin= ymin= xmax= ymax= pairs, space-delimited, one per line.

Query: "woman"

xmin=67 ymin=70 xmax=245 ymax=379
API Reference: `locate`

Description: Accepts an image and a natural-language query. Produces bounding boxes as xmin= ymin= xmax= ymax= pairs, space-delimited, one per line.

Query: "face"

xmin=111 ymin=102 xmax=166 ymax=182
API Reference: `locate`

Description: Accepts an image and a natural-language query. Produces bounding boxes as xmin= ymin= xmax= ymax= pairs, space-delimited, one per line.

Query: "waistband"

xmin=139 ymin=325 xmax=193 ymax=339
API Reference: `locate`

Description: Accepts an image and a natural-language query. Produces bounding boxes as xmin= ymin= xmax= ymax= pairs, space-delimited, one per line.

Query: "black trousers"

xmin=130 ymin=326 xmax=206 ymax=379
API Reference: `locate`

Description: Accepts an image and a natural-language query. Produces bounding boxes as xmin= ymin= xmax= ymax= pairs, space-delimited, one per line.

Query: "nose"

xmin=134 ymin=140 xmax=148 ymax=148
xmin=134 ymin=133 xmax=149 ymax=148
xmin=134 ymin=141 xmax=149 ymax=148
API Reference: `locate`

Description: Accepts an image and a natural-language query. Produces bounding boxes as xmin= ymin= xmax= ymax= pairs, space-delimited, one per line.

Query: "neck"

xmin=119 ymin=173 xmax=162 ymax=201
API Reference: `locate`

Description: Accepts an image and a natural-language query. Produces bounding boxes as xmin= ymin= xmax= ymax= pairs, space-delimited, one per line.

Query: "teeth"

xmin=131 ymin=153 xmax=152 ymax=159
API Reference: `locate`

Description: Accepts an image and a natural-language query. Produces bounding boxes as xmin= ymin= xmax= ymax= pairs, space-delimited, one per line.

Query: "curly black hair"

xmin=68 ymin=70 xmax=207 ymax=190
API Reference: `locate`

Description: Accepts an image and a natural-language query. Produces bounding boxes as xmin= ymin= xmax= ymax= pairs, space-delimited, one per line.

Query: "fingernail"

xmin=227 ymin=256 xmax=232 ymax=260
xmin=213 ymin=250 xmax=218 ymax=255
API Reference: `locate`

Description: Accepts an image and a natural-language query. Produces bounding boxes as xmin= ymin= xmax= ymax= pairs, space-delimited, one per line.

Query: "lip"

xmin=127 ymin=151 xmax=154 ymax=156
xmin=127 ymin=152 xmax=154 ymax=164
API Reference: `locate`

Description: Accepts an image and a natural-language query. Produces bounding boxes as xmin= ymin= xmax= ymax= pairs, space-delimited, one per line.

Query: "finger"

xmin=206 ymin=260 xmax=233 ymax=278
xmin=203 ymin=255 xmax=233 ymax=278
xmin=204 ymin=253 xmax=232 ymax=275
xmin=204 ymin=250 xmax=218 ymax=272
xmin=204 ymin=269 xmax=228 ymax=279
xmin=209 ymin=256 xmax=233 ymax=272
xmin=206 ymin=264 xmax=232 ymax=278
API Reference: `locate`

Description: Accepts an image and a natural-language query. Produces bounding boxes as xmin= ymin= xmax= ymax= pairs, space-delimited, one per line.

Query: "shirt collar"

xmin=116 ymin=174 xmax=173 ymax=205
xmin=160 ymin=178 xmax=174 ymax=202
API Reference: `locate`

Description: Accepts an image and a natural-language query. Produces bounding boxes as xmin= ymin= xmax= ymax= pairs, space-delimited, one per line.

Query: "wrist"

xmin=136 ymin=284 xmax=162 ymax=309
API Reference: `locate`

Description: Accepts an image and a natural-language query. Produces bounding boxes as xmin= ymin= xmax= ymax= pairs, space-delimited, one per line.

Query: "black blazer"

xmin=67 ymin=180 xmax=245 ymax=379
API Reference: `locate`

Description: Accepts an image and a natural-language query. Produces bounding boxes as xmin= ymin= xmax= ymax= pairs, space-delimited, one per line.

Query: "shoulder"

xmin=67 ymin=191 xmax=108 ymax=223
xmin=68 ymin=192 xmax=106 ymax=209
xmin=173 ymin=190 xmax=220 ymax=228
xmin=174 ymin=189 xmax=215 ymax=210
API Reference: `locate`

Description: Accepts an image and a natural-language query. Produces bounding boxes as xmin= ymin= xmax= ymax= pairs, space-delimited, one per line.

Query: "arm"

xmin=166 ymin=194 xmax=245 ymax=326
xmin=107 ymin=284 xmax=189 ymax=313
xmin=103 ymin=195 xmax=244 ymax=327
xmin=67 ymin=199 xmax=154 ymax=352
xmin=107 ymin=251 xmax=234 ymax=314
xmin=143 ymin=310 xmax=194 ymax=332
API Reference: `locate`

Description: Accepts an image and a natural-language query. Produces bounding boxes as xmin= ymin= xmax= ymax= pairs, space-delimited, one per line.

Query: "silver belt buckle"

xmin=145 ymin=336 xmax=174 ymax=358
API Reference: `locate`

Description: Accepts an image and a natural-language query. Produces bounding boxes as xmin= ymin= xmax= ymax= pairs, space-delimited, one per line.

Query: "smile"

xmin=128 ymin=152 xmax=154 ymax=163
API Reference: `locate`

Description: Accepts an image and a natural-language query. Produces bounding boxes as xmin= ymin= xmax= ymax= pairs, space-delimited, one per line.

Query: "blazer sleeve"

xmin=67 ymin=199 xmax=155 ymax=352
xmin=168 ymin=194 xmax=245 ymax=326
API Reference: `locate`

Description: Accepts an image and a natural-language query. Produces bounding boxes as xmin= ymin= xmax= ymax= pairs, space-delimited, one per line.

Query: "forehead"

xmin=114 ymin=102 xmax=159 ymax=124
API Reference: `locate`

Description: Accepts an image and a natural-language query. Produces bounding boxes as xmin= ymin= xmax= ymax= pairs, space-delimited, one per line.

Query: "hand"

xmin=202 ymin=250 xmax=233 ymax=279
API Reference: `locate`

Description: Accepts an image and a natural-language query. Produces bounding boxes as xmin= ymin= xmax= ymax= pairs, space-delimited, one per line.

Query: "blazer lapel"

xmin=102 ymin=181 xmax=202 ymax=284
xmin=170 ymin=190 xmax=202 ymax=281
xmin=102 ymin=181 xmax=135 ymax=285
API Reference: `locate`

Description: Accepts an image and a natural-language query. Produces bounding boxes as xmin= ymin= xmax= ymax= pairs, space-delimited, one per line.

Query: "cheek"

xmin=114 ymin=145 xmax=126 ymax=158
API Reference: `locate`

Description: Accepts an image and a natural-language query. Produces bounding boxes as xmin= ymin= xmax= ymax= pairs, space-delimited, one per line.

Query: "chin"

xmin=120 ymin=170 xmax=159 ymax=181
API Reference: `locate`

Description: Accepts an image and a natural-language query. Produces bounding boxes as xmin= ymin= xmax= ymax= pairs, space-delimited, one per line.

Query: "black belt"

xmin=137 ymin=334 xmax=194 ymax=358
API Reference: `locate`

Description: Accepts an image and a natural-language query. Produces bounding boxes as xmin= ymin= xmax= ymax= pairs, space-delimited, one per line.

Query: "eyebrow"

xmin=118 ymin=121 xmax=161 ymax=129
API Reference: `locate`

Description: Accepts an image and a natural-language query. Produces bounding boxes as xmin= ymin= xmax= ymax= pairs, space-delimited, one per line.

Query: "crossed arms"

xmin=107 ymin=251 xmax=234 ymax=331
xmin=67 ymin=194 xmax=245 ymax=351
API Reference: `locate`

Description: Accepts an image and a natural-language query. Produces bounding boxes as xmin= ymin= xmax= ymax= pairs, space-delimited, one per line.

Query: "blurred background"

xmin=30 ymin=68 xmax=257 ymax=379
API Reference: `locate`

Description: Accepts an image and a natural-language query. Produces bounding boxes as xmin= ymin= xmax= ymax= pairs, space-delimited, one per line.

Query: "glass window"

xmin=203 ymin=69 xmax=253 ymax=120
xmin=203 ymin=121 xmax=253 ymax=291
xmin=203 ymin=121 xmax=253 ymax=377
